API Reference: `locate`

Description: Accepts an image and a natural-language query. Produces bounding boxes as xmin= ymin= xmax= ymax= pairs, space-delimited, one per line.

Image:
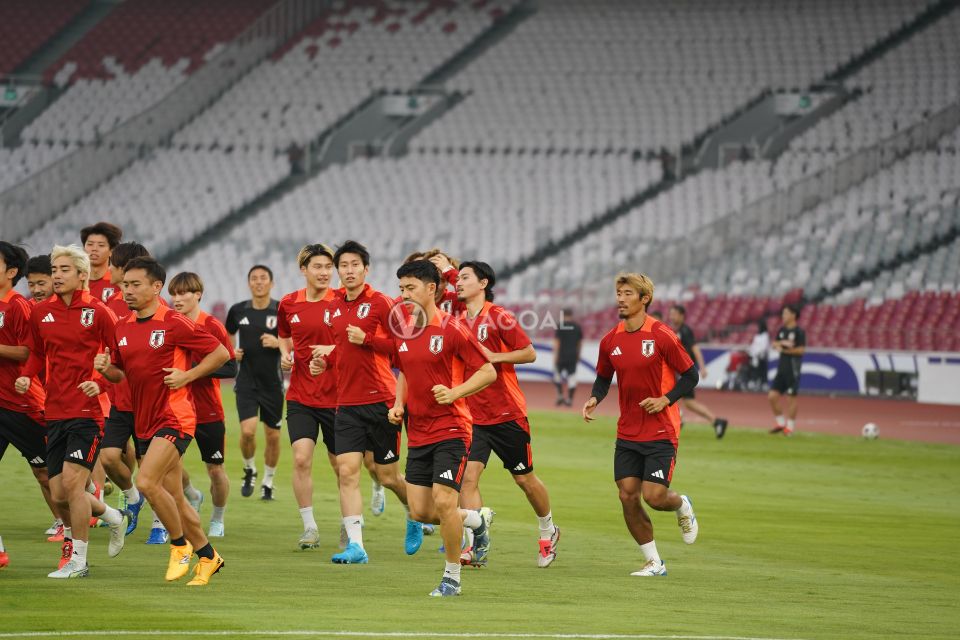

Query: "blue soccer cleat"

xmin=405 ymin=519 xmax=424 ymax=555
xmin=125 ymin=496 xmax=145 ymax=536
xmin=331 ymin=542 xmax=368 ymax=564
xmin=471 ymin=507 xmax=494 ymax=565
xmin=146 ymin=526 xmax=169 ymax=545
xmin=429 ymin=577 xmax=461 ymax=597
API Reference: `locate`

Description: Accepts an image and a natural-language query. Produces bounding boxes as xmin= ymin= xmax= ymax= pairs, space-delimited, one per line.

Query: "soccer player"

xmin=81 ymin=222 xmax=123 ymax=304
xmin=168 ymin=272 xmax=237 ymax=537
xmin=94 ymin=256 xmax=229 ymax=585
xmin=456 ymin=261 xmax=560 ymax=567
xmin=387 ymin=260 xmax=496 ymax=596
xmin=582 ymin=272 xmax=700 ymax=577
xmin=667 ymin=305 xmax=728 ymax=439
xmin=553 ymin=308 xmax=582 ymax=406
xmin=226 ymin=265 xmax=283 ymax=500
xmin=16 ymin=244 xmax=129 ymax=578
xmin=769 ymin=304 xmax=806 ymax=436
xmin=26 ymin=255 xmax=54 ymax=304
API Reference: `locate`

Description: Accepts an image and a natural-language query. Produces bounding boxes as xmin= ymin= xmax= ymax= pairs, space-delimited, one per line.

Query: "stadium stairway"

xmin=12 ymin=0 xmax=118 ymax=78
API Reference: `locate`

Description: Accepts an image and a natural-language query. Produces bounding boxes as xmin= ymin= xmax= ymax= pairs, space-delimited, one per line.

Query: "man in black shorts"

xmin=226 ymin=265 xmax=283 ymax=499
xmin=769 ymin=304 xmax=806 ymax=436
xmin=552 ymin=308 xmax=582 ymax=406
xmin=668 ymin=305 xmax=728 ymax=439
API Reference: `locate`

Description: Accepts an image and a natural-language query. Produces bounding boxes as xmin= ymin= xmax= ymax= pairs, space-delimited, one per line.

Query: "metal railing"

xmin=0 ymin=0 xmax=327 ymax=242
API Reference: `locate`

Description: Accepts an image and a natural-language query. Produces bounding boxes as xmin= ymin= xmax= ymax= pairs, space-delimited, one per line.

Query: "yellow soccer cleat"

xmin=186 ymin=551 xmax=224 ymax=586
xmin=165 ymin=542 xmax=193 ymax=581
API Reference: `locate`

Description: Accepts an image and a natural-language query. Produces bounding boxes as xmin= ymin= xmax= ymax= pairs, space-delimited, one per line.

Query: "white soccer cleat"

xmin=208 ymin=521 xmax=225 ymax=538
xmin=48 ymin=558 xmax=89 ymax=579
xmin=45 ymin=519 xmax=62 ymax=536
xmin=107 ymin=510 xmax=130 ymax=557
xmin=370 ymin=481 xmax=386 ymax=516
xmin=537 ymin=526 xmax=561 ymax=568
xmin=677 ymin=495 xmax=698 ymax=544
xmin=630 ymin=559 xmax=667 ymax=577
xmin=299 ymin=527 xmax=320 ymax=550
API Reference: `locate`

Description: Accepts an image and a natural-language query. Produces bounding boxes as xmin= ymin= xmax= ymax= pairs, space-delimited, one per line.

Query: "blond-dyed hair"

xmin=50 ymin=244 xmax=91 ymax=280
xmin=297 ymin=243 xmax=334 ymax=268
xmin=168 ymin=271 xmax=204 ymax=296
xmin=421 ymin=248 xmax=460 ymax=269
xmin=615 ymin=272 xmax=654 ymax=309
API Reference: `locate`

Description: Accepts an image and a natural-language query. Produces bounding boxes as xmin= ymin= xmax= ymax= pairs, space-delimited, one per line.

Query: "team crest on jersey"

xmin=80 ymin=308 xmax=95 ymax=327
xmin=323 ymin=309 xmax=332 ymax=326
xmin=429 ymin=335 xmax=444 ymax=355
xmin=440 ymin=300 xmax=452 ymax=313
xmin=0 ymin=311 xmax=4 ymax=329
xmin=357 ymin=303 xmax=371 ymax=319
xmin=641 ymin=339 xmax=655 ymax=358
xmin=149 ymin=329 xmax=166 ymax=349
xmin=101 ymin=288 xmax=114 ymax=301
xmin=477 ymin=324 xmax=489 ymax=342
xmin=266 ymin=315 xmax=277 ymax=330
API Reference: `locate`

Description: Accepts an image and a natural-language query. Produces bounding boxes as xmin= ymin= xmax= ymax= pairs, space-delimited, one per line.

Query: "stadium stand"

xmin=0 ymin=0 xmax=88 ymax=77
xmin=0 ymin=142 xmax=78 ymax=192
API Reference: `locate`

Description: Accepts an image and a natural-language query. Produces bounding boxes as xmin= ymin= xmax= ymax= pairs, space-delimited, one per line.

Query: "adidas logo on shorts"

xmin=29 ymin=456 xmax=44 ymax=465
xmin=383 ymin=450 xmax=395 ymax=460
xmin=439 ymin=470 xmax=454 ymax=481
xmin=513 ymin=462 xmax=526 ymax=472
xmin=69 ymin=449 xmax=84 ymax=460
xmin=211 ymin=451 xmax=223 ymax=460
xmin=651 ymin=469 xmax=665 ymax=480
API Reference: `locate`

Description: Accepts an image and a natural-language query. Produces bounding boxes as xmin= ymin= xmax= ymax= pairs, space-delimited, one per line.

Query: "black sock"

xmin=170 ymin=536 xmax=187 ymax=547
xmin=196 ymin=543 xmax=215 ymax=560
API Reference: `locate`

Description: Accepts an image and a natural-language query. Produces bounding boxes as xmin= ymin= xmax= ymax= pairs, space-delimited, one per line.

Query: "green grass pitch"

xmin=0 ymin=388 xmax=957 ymax=640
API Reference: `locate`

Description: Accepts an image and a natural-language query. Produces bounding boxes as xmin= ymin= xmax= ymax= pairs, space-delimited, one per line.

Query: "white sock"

xmin=99 ymin=506 xmax=123 ymax=526
xmin=639 ymin=541 xmax=661 ymax=564
xmin=359 ymin=514 xmax=365 ymax=528
xmin=184 ymin=484 xmax=202 ymax=502
xmin=775 ymin=415 xmax=786 ymax=427
xmin=537 ymin=512 xmax=556 ymax=540
xmin=211 ymin=506 xmax=226 ymax=523
xmin=64 ymin=527 xmax=73 ymax=540
xmin=243 ymin=457 xmax=256 ymax=471
xmin=0 ymin=535 xmax=5 ymax=552
xmin=443 ymin=561 xmax=461 ymax=582
xmin=300 ymin=506 xmax=317 ymax=530
xmin=122 ymin=487 xmax=141 ymax=504
xmin=464 ymin=526 xmax=475 ymax=549
xmin=786 ymin=419 xmax=796 ymax=431
xmin=72 ymin=539 xmax=88 ymax=565
xmin=343 ymin=515 xmax=363 ymax=548
xmin=152 ymin=515 xmax=163 ymax=529
xmin=263 ymin=465 xmax=276 ymax=488
xmin=87 ymin=480 xmax=97 ymax=493
xmin=462 ymin=509 xmax=482 ymax=530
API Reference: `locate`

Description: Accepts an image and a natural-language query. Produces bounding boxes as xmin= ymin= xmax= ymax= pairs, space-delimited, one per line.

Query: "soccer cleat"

xmin=538 ymin=526 xmax=561 ymax=568
xmin=260 ymin=485 xmax=274 ymax=501
xmin=125 ymin=496 xmax=145 ymax=536
xmin=769 ymin=425 xmax=786 ymax=434
xmin=370 ymin=481 xmax=386 ymax=516
xmin=338 ymin=524 xmax=348 ymax=550
xmin=58 ymin=539 xmax=73 ymax=570
xmin=421 ymin=523 xmax=435 ymax=536
xmin=48 ymin=558 xmax=88 ymax=578
xmin=714 ymin=418 xmax=728 ymax=439
xmin=459 ymin=545 xmax=475 ymax=566
xmin=783 ymin=426 xmax=795 ymax=437
xmin=47 ymin=523 xmax=65 ymax=542
xmin=677 ymin=495 xmax=698 ymax=544
xmin=630 ymin=559 xmax=668 ymax=576
xmin=45 ymin=519 xmax=62 ymax=536
xmin=429 ymin=576 xmax=461 ymax=597
xmin=107 ymin=510 xmax=131 ymax=557
xmin=208 ymin=521 xmax=225 ymax=538
xmin=298 ymin=528 xmax=320 ymax=550
xmin=0 ymin=551 xmax=8 ymax=568
xmin=187 ymin=489 xmax=204 ymax=513
xmin=472 ymin=507 xmax=494 ymax=565
xmin=165 ymin=542 xmax=194 ymax=581
xmin=331 ymin=542 xmax=368 ymax=564
xmin=405 ymin=519 xmax=424 ymax=555
xmin=146 ymin=526 xmax=169 ymax=545
xmin=241 ymin=468 xmax=256 ymax=497
xmin=89 ymin=483 xmax=104 ymax=527
xmin=186 ymin=551 xmax=224 ymax=586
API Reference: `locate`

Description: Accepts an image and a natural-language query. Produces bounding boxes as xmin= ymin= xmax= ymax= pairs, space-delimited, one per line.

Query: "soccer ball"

xmin=862 ymin=423 xmax=879 ymax=440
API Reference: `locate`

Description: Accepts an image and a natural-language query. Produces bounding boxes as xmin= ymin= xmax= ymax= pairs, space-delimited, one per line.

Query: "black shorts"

xmin=614 ymin=439 xmax=677 ymax=487
xmin=235 ymin=384 xmax=284 ymax=428
xmin=554 ymin=361 xmax=577 ymax=380
xmin=195 ymin=421 xmax=226 ymax=464
xmin=46 ymin=419 xmax=102 ymax=477
xmin=334 ymin=402 xmax=401 ymax=465
xmin=771 ymin=369 xmax=800 ymax=396
xmin=144 ymin=427 xmax=193 ymax=458
xmin=468 ymin=418 xmax=533 ymax=475
xmin=0 ymin=407 xmax=47 ymax=468
xmin=406 ymin=438 xmax=468 ymax=491
xmin=287 ymin=401 xmax=336 ymax=452
xmin=102 ymin=408 xmax=136 ymax=450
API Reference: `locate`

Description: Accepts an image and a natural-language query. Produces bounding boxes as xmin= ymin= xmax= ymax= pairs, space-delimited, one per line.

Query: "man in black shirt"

xmin=769 ymin=304 xmax=806 ymax=436
xmin=552 ymin=308 xmax=582 ymax=406
xmin=668 ymin=305 xmax=728 ymax=439
xmin=226 ymin=265 xmax=283 ymax=499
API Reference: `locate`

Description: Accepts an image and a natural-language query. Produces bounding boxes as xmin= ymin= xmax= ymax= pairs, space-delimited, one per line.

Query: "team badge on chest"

xmin=477 ymin=324 xmax=489 ymax=342
xmin=80 ymin=308 xmax=95 ymax=327
xmin=149 ymin=329 xmax=166 ymax=349
xmin=102 ymin=288 xmax=114 ymax=301
xmin=324 ymin=309 xmax=332 ymax=326
xmin=266 ymin=315 xmax=277 ymax=330
xmin=641 ymin=339 xmax=655 ymax=357
xmin=429 ymin=335 xmax=444 ymax=355
xmin=440 ymin=300 xmax=452 ymax=313
xmin=0 ymin=311 xmax=5 ymax=329
xmin=357 ymin=303 xmax=371 ymax=319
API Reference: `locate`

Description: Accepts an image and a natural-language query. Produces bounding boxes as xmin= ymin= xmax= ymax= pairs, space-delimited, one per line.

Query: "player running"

xmin=667 ymin=305 xmax=728 ymax=438
xmin=226 ymin=265 xmax=283 ymax=500
xmin=168 ymin=272 xmax=237 ymax=537
xmin=455 ymin=261 xmax=560 ymax=567
xmin=94 ymin=257 xmax=229 ymax=585
xmin=582 ymin=273 xmax=700 ymax=577
xmin=16 ymin=244 xmax=130 ymax=578
xmin=81 ymin=222 xmax=122 ymax=304
xmin=25 ymin=255 xmax=54 ymax=304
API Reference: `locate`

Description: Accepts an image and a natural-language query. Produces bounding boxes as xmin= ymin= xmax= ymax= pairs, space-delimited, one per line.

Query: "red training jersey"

xmin=459 ymin=301 xmax=529 ymax=426
xmin=88 ymin=273 xmax=117 ymax=305
xmin=329 ymin=284 xmax=397 ymax=406
xmin=103 ymin=289 xmax=133 ymax=412
xmin=23 ymin=292 xmax=117 ymax=426
xmin=595 ymin=315 xmax=694 ymax=446
xmin=112 ymin=305 xmax=222 ymax=440
xmin=277 ymin=288 xmax=339 ymax=409
xmin=189 ymin=311 xmax=235 ymax=424
xmin=0 ymin=289 xmax=45 ymax=421
xmin=393 ymin=310 xmax=490 ymax=448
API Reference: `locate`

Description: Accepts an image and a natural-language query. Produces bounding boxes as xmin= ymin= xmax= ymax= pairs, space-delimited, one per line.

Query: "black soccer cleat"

xmin=241 ymin=468 xmax=256 ymax=498
xmin=260 ymin=485 xmax=275 ymax=501
xmin=714 ymin=418 xmax=728 ymax=439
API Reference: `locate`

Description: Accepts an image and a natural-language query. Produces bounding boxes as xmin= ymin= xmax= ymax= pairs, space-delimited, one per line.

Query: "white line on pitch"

xmin=0 ymin=630 xmax=812 ymax=640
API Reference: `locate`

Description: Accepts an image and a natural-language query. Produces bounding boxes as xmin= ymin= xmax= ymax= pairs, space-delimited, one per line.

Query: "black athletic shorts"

xmin=406 ymin=438 xmax=468 ymax=491
xmin=0 ymin=407 xmax=46 ymax=468
xmin=195 ymin=421 xmax=226 ymax=464
xmin=102 ymin=408 xmax=137 ymax=450
xmin=235 ymin=383 xmax=284 ymax=429
xmin=554 ymin=361 xmax=577 ymax=380
xmin=334 ymin=402 xmax=401 ymax=464
xmin=614 ymin=439 xmax=677 ymax=487
xmin=468 ymin=418 xmax=533 ymax=475
xmin=46 ymin=418 xmax=102 ymax=477
xmin=143 ymin=427 xmax=193 ymax=458
xmin=287 ymin=401 xmax=336 ymax=452
xmin=771 ymin=369 xmax=800 ymax=396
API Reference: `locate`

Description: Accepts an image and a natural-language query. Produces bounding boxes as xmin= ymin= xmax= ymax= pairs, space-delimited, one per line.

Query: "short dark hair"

xmin=110 ymin=242 xmax=149 ymax=270
xmin=459 ymin=260 xmax=496 ymax=302
xmin=26 ymin=254 xmax=52 ymax=277
xmin=396 ymin=259 xmax=440 ymax=288
xmin=80 ymin=222 xmax=122 ymax=249
xmin=671 ymin=304 xmax=686 ymax=317
xmin=783 ymin=303 xmax=801 ymax=320
xmin=334 ymin=240 xmax=370 ymax=268
xmin=0 ymin=241 xmax=29 ymax=286
xmin=124 ymin=256 xmax=166 ymax=285
xmin=247 ymin=264 xmax=273 ymax=281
